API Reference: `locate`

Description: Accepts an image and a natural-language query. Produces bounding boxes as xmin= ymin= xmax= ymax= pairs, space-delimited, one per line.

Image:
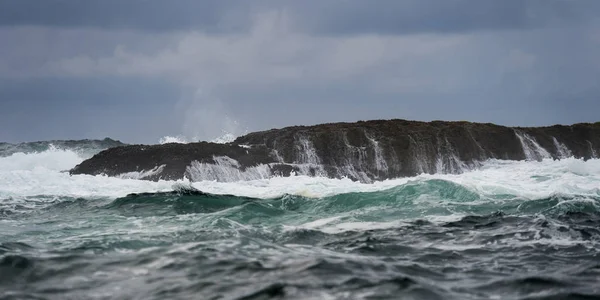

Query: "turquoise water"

xmin=1 ymin=144 xmax=600 ymax=299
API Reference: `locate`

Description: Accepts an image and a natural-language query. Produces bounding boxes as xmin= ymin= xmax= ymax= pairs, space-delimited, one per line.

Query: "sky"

xmin=0 ymin=0 xmax=599 ymax=143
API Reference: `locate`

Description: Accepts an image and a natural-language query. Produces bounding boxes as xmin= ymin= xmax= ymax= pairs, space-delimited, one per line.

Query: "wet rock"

xmin=69 ymin=119 xmax=600 ymax=182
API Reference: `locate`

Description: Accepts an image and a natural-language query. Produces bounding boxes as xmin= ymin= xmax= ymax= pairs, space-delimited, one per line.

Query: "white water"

xmin=408 ymin=135 xmax=428 ymax=174
xmin=589 ymin=141 xmax=598 ymax=159
xmin=158 ymin=132 xmax=238 ymax=145
xmin=0 ymin=145 xmax=82 ymax=172
xmin=159 ymin=136 xmax=189 ymax=144
xmin=294 ymin=136 xmax=326 ymax=177
xmin=435 ymin=137 xmax=468 ymax=174
xmin=210 ymin=133 xmax=237 ymax=144
xmin=0 ymin=146 xmax=166 ymax=200
xmin=2 ymin=147 xmax=600 ymax=238
xmin=368 ymin=136 xmax=388 ymax=172
xmin=118 ymin=165 xmax=167 ymax=180
xmin=553 ymin=137 xmax=573 ymax=158
xmin=185 ymin=156 xmax=273 ymax=182
xmin=336 ymin=133 xmax=370 ymax=182
xmin=515 ymin=131 xmax=552 ymax=161
xmin=1 ymin=148 xmax=599 ymax=202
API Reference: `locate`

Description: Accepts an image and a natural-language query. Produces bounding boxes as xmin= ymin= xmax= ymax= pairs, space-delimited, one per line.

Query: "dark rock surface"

xmin=69 ymin=120 xmax=600 ymax=182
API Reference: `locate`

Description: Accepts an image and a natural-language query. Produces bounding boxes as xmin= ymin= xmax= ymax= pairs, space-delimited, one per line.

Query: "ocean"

xmin=1 ymin=140 xmax=599 ymax=299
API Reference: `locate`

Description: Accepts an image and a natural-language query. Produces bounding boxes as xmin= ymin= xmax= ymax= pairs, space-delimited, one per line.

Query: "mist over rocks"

xmin=69 ymin=119 xmax=600 ymax=183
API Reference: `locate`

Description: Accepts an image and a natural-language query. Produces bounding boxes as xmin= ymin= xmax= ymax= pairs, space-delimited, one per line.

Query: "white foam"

xmin=514 ymin=131 xmax=552 ymax=161
xmin=553 ymin=137 xmax=573 ymax=158
xmin=159 ymin=131 xmax=237 ymax=145
xmin=211 ymin=133 xmax=237 ymax=144
xmin=588 ymin=140 xmax=598 ymax=159
xmin=185 ymin=156 xmax=272 ymax=182
xmin=0 ymin=149 xmax=176 ymax=199
xmin=209 ymin=158 xmax=600 ymax=200
xmin=437 ymin=161 xmax=600 ymax=209
xmin=159 ymin=136 xmax=189 ymax=144
xmin=435 ymin=137 xmax=468 ymax=174
xmin=1 ymin=148 xmax=599 ymax=211
xmin=295 ymin=136 xmax=321 ymax=165
xmin=308 ymin=220 xmax=406 ymax=234
xmin=0 ymin=145 xmax=82 ymax=172
xmin=117 ymin=165 xmax=166 ymax=180
xmin=299 ymin=216 xmax=344 ymax=229
xmin=367 ymin=136 xmax=388 ymax=172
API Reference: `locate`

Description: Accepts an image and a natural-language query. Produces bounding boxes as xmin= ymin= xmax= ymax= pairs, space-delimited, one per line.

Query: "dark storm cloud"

xmin=0 ymin=0 xmax=598 ymax=143
xmin=0 ymin=0 xmax=251 ymax=32
xmin=0 ymin=0 xmax=597 ymax=34
xmin=290 ymin=0 xmax=600 ymax=35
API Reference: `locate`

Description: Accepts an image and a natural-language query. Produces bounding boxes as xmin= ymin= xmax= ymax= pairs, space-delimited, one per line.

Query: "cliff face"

xmin=69 ymin=120 xmax=600 ymax=182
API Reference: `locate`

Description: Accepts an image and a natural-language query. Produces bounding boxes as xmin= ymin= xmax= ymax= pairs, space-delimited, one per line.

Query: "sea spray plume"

xmin=0 ymin=145 xmax=84 ymax=173
xmin=159 ymin=130 xmax=242 ymax=145
xmin=211 ymin=131 xmax=239 ymax=144
xmin=159 ymin=136 xmax=188 ymax=144
xmin=173 ymin=87 xmax=247 ymax=143
xmin=69 ymin=120 xmax=600 ymax=183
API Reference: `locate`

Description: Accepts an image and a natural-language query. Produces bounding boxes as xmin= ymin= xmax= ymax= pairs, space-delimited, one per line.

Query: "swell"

xmin=3 ymin=185 xmax=600 ymax=300
xmin=3 ymin=209 xmax=600 ymax=300
xmin=104 ymin=188 xmax=256 ymax=215
xmin=18 ymin=179 xmax=597 ymax=220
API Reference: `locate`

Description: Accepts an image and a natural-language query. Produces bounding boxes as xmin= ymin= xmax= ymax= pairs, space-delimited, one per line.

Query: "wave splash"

xmin=1 ymin=142 xmax=599 ymax=204
xmin=2 ymin=150 xmax=599 ymax=218
xmin=159 ymin=131 xmax=238 ymax=145
xmin=158 ymin=135 xmax=189 ymax=144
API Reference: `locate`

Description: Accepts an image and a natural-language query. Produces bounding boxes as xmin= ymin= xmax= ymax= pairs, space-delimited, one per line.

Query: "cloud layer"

xmin=2 ymin=0 xmax=598 ymax=33
xmin=0 ymin=1 xmax=598 ymax=143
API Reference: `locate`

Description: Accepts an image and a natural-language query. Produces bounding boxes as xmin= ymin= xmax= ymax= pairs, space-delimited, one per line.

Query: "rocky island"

xmin=69 ymin=119 xmax=600 ymax=183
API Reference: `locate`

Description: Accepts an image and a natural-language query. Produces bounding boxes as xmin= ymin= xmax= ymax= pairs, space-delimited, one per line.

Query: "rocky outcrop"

xmin=69 ymin=120 xmax=600 ymax=182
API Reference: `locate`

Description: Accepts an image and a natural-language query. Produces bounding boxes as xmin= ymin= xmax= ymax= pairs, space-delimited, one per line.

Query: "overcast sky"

xmin=0 ymin=0 xmax=598 ymax=143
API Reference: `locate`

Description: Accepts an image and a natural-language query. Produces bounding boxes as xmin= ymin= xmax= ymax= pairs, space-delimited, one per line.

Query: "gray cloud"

xmin=286 ymin=0 xmax=600 ymax=35
xmin=0 ymin=1 xmax=598 ymax=143
xmin=0 ymin=0 xmax=598 ymax=34
xmin=0 ymin=78 xmax=181 ymax=143
xmin=0 ymin=0 xmax=252 ymax=32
